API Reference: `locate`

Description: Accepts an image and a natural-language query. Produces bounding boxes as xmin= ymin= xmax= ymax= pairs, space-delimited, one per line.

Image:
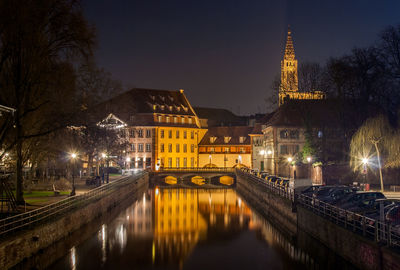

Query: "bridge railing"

xmin=298 ymin=194 xmax=400 ymax=249
xmin=236 ymin=169 xmax=295 ymax=201
xmin=0 ymin=171 xmax=147 ymax=238
xmin=158 ymin=167 xmax=235 ymax=173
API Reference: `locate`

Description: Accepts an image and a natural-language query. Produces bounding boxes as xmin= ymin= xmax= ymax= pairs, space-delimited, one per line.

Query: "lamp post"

xmin=70 ymin=153 xmax=77 ymax=196
xmin=287 ymin=157 xmax=293 ymax=179
xmin=362 ymin=158 xmax=368 ymax=190
xmin=307 ymin=156 xmax=312 ymax=181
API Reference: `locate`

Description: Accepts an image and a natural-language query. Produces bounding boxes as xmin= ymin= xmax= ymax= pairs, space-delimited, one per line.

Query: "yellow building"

xmin=279 ymin=27 xmax=325 ymax=106
xmin=198 ymin=126 xmax=253 ymax=168
xmin=100 ymin=88 xmax=207 ymax=170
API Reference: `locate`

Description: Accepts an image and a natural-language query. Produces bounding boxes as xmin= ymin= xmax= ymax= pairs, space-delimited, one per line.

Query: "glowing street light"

xmin=307 ymin=156 xmax=312 ymax=163
xmin=362 ymin=158 xmax=369 ymax=165
xmin=287 ymin=157 xmax=293 ymax=163
xmin=70 ymin=153 xmax=77 ymax=196
xmin=267 ymin=150 xmax=272 ymax=155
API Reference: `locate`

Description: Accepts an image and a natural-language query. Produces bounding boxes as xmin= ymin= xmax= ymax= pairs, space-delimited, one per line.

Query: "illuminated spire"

xmin=284 ymin=26 xmax=295 ymax=60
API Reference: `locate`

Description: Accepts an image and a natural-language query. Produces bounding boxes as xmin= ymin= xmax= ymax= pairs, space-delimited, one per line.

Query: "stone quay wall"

xmin=0 ymin=174 xmax=149 ymax=269
xmin=236 ymin=171 xmax=297 ymax=236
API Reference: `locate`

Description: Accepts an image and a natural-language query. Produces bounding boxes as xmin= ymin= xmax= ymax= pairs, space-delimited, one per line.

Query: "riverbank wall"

xmin=0 ymin=174 xmax=148 ymax=269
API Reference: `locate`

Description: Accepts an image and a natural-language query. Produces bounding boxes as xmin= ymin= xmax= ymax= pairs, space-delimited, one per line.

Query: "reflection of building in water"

xmin=251 ymin=213 xmax=316 ymax=268
xmin=152 ymin=188 xmax=253 ymax=266
xmin=123 ymin=192 xmax=153 ymax=236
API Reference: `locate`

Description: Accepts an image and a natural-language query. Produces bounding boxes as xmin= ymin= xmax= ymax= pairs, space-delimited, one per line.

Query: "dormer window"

xmin=210 ymin=136 xmax=217 ymax=143
xmin=239 ymin=137 xmax=246 ymax=143
xmin=166 ymin=116 xmax=170 ymax=123
xmin=174 ymin=117 xmax=178 ymax=124
xmin=182 ymin=105 xmax=188 ymax=112
xmin=181 ymin=117 xmax=185 ymax=124
xmin=158 ymin=115 xmax=162 ymax=122
xmin=159 ymin=95 xmax=165 ymax=101
xmin=188 ymin=117 xmax=193 ymax=124
xmin=152 ymin=104 xmax=156 ymax=110
xmin=176 ymin=106 xmax=181 ymax=112
xmin=168 ymin=95 xmax=174 ymax=101
xmin=224 ymin=137 xmax=231 ymax=143
xmin=169 ymin=106 xmax=173 ymax=111
xmin=160 ymin=105 xmax=165 ymax=110
xmin=149 ymin=95 xmax=155 ymax=101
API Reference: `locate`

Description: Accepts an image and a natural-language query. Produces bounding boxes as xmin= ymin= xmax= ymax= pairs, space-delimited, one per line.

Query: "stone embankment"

xmin=0 ymin=173 xmax=148 ymax=269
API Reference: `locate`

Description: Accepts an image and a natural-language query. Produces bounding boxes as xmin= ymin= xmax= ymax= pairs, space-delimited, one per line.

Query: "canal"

xmin=39 ymin=184 xmax=358 ymax=270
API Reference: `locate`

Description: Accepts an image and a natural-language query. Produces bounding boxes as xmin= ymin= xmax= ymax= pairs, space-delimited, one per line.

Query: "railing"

xmin=298 ymin=194 xmax=400 ymax=249
xmin=236 ymin=169 xmax=295 ymax=201
xmin=0 ymin=171 xmax=147 ymax=238
xmin=158 ymin=167 xmax=235 ymax=173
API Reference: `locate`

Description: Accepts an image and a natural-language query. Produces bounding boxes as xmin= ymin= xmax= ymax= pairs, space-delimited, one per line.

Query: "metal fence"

xmin=297 ymin=194 xmax=400 ymax=249
xmin=0 ymin=171 xmax=147 ymax=238
xmin=236 ymin=169 xmax=295 ymax=201
xmin=238 ymin=169 xmax=400 ymax=249
xmin=158 ymin=167 xmax=235 ymax=173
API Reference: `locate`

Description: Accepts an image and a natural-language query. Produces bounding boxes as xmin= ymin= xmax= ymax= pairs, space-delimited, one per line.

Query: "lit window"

xmin=160 ymin=130 xmax=164 ymax=138
xmin=160 ymin=144 xmax=164 ymax=153
xmin=224 ymin=137 xmax=231 ymax=143
xmin=210 ymin=136 xmax=217 ymax=143
xmin=183 ymin=158 xmax=187 ymax=168
xmin=181 ymin=117 xmax=185 ymax=124
xmin=138 ymin=143 xmax=144 ymax=152
xmin=158 ymin=115 xmax=162 ymax=122
xmin=176 ymin=157 xmax=180 ymax=168
xmin=190 ymin=157 xmax=194 ymax=167
xmin=131 ymin=144 xmax=135 ymax=152
xmin=174 ymin=117 xmax=178 ymax=123
xmin=239 ymin=137 xmax=246 ymax=143
xmin=146 ymin=143 xmax=151 ymax=152
xmin=129 ymin=129 xmax=135 ymax=138
xmin=166 ymin=116 xmax=170 ymax=123
xmin=168 ymin=158 xmax=172 ymax=168
xmin=138 ymin=129 xmax=143 ymax=138
xmin=168 ymin=144 xmax=172 ymax=152
xmin=188 ymin=118 xmax=192 ymax=124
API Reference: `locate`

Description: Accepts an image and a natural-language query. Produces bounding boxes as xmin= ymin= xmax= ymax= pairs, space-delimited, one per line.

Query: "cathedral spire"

xmin=284 ymin=26 xmax=295 ymax=60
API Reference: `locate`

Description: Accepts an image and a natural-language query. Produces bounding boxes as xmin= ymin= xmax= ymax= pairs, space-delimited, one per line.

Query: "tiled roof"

xmin=194 ymin=107 xmax=247 ymax=127
xmin=199 ymin=126 xmax=253 ymax=146
xmin=92 ymin=88 xmax=198 ymax=127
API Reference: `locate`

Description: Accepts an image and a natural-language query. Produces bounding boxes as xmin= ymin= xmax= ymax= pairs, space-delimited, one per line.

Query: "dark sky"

xmin=83 ymin=0 xmax=400 ymax=115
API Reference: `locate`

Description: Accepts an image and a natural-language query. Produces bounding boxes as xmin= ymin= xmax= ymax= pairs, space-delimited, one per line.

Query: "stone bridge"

xmin=150 ymin=169 xmax=236 ymax=189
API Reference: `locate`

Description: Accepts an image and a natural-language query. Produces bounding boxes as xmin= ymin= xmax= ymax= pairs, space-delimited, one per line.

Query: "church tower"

xmin=278 ymin=27 xmax=325 ymax=106
xmin=279 ymin=27 xmax=298 ymax=106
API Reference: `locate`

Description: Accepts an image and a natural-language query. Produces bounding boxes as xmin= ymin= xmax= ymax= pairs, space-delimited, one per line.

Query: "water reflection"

xmin=49 ymin=188 xmax=322 ymax=270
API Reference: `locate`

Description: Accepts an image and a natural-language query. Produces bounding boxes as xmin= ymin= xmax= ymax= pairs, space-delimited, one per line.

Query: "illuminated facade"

xmin=98 ymin=88 xmax=207 ymax=170
xmin=198 ymin=126 xmax=253 ymax=168
xmin=279 ymin=27 xmax=325 ymax=106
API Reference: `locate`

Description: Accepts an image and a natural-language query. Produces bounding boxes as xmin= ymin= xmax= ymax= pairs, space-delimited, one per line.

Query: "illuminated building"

xmin=97 ymin=88 xmax=207 ymax=170
xmin=279 ymin=27 xmax=325 ymax=106
xmin=198 ymin=126 xmax=253 ymax=168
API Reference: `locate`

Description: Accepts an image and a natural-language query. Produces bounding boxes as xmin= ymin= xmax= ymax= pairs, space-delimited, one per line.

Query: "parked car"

xmin=300 ymin=185 xmax=323 ymax=196
xmin=336 ymin=192 xmax=386 ymax=210
xmin=318 ymin=186 xmax=357 ymax=204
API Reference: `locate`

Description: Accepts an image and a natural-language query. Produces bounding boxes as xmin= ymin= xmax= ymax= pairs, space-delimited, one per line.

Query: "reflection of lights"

xmin=267 ymin=150 xmax=272 ymax=155
xmin=155 ymin=188 xmax=159 ymax=195
xmin=116 ymin=224 xmax=127 ymax=252
xmin=152 ymin=242 xmax=155 ymax=263
xmin=238 ymin=198 xmax=242 ymax=208
xmin=101 ymin=224 xmax=107 ymax=264
xmin=127 ymin=215 xmax=129 ymax=220
xmin=70 ymin=246 xmax=76 ymax=270
xmin=259 ymin=150 xmax=265 ymax=155
xmin=143 ymin=193 xmax=146 ymax=206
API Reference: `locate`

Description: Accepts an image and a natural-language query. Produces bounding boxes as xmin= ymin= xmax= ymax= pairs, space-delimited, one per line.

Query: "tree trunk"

xmin=373 ymin=142 xmax=384 ymax=192
xmin=16 ymin=138 xmax=25 ymax=205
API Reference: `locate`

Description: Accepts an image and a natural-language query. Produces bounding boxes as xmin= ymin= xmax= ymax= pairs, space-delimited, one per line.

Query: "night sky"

xmin=83 ymin=0 xmax=400 ymax=115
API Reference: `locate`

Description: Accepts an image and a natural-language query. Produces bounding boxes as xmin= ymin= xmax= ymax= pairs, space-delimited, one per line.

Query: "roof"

xmin=199 ymin=126 xmax=253 ymax=146
xmin=194 ymin=107 xmax=247 ymax=127
xmin=264 ymin=99 xmax=378 ymax=128
xmin=91 ymin=88 xmax=199 ymax=127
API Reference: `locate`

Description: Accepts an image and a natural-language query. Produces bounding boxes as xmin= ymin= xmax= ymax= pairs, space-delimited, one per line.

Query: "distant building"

xmin=198 ymin=126 xmax=253 ymax=168
xmin=279 ymin=27 xmax=325 ymax=106
xmin=194 ymin=107 xmax=248 ymax=127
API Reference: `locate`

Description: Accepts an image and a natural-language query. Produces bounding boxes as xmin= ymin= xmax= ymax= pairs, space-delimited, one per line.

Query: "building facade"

xmin=198 ymin=126 xmax=252 ymax=168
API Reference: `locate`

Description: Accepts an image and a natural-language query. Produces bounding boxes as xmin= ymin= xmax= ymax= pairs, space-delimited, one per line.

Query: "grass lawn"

xmin=12 ymin=190 xmax=70 ymax=197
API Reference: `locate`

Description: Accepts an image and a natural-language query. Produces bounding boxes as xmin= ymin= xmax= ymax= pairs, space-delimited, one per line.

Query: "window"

xmin=239 ymin=137 xmax=246 ymax=143
xmin=188 ymin=118 xmax=192 ymax=124
xmin=280 ymin=130 xmax=289 ymax=139
xmin=190 ymin=157 xmax=194 ymax=167
xmin=183 ymin=158 xmax=187 ymax=167
xmin=183 ymin=144 xmax=187 ymax=153
xmin=224 ymin=137 xmax=231 ymax=143
xmin=210 ymin=136 xmax=217 ymax=143
xmin=166 ymin=116 xmax=170 ymax=123
xmin=138 ymin=143 xmax=144 ymax=152
xmin=158 ymin=115 xmax=162 ymax=122
xmin=280 ymin=145 xmax=288 ymax=155
xmin=176 ymin=144 xmax=180 ymax=153
xmin=191 ymin=144 xmax=195 ymax=153
xmin=129 ymin=129 xmax=135 ymax=138
xmin=146 ymin=143 xmax=151 ymax=152
xmin=168 ymin=144 xmax=172 ymax=153
xmin=191 ymin=131 xmax=194 ymax=139
xmin=224 ymin=147 xmax=229 ymax=153
xmin=138 ymin=129 xmax=143 ymax=138
xmin=289 ymin=130 xmax=299 ymax=139
xmin=176 ymin=130 xmax=179 ymax=139
xmin=160 ymin=130 xmax=164 ymax=138
xmin=174 ymin=117 xmax=178 ymax=123
xmin=181 ymin=117 xmax=185 ymax=124
xmin=240 ymin=147 xmax=245 ymax=153
xmin=161 ymin=143 xmax=164 ymax=153
xmin=176 ymin=158 xmax=180 ymax=168
xmin=168 ymin=158 xmax=172 ymax=168
xmin=184 ymin=131 xmax=187 ymax=139
xmin=146 ymin=129 xmax=151 ymax=138
xmin=168 ymin=130 xmax=172 ymax=138
xmin=160 ymin=157 xmax=165 ymax=167
xmin=130 ymin=143 xmax=135 ymax=152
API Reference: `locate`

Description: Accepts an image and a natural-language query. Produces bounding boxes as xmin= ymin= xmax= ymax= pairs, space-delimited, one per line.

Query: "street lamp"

xmin=307 ymin=156 xmax=312 ymax=181
xmin=70 ymin=153 xmax=77 ymax=196
xmin=362 ymin=157 xmax=369 ymax=190
xmin=287 ymin=157 xmax=293 ymax=179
